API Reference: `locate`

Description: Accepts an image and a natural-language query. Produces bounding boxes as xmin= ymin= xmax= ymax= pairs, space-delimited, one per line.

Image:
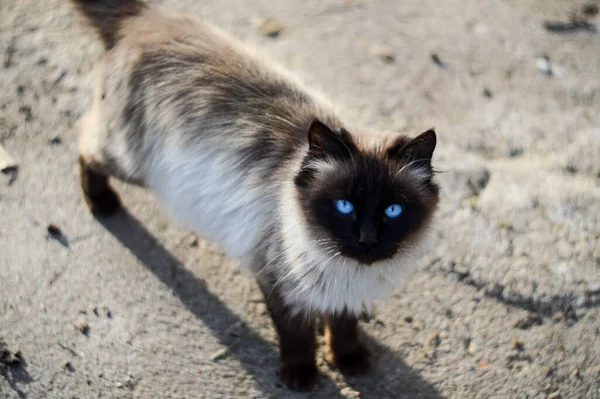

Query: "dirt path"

xmin=1 ymin=0 xmax=599 ymax=398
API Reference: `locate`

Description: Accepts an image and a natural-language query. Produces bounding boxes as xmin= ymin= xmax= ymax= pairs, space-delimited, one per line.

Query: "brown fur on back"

xmin=71 ymin=0 xmax=147 ymax=49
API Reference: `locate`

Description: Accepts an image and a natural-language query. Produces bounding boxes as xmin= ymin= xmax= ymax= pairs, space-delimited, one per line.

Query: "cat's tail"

xmin=71 ymin=0 xmax=148 ymax=50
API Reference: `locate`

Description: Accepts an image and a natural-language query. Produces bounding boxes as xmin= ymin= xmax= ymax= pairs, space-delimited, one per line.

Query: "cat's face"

xmin=294 ymin=121 xmax=439 ymax=266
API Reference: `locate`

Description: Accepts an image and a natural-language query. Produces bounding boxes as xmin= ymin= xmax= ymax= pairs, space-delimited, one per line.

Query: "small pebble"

xmin=0 ymin=341 xmax=23 ymax=368
xmin=252 ymin=16 xmax=283 ymax=37
xmin=371 ymin=44 xmax=395 ymax=63
xmin=18 ymin=105 xmax=33 ymax=122
xmin=47 ymin=224 xmax=69 ymax=248
xmin=188 ymin=235 xmax=199 ymax=247
xmin=547 ymin=391 xmax=561 ymax=399
xmin=0 ymin=143 xmax=18 ymax=172
xmin=565 ymin=164 xmax=578 ymax=174
xmin=536 ymin=57 xmax=552 ymax=76
xmin=340 ymin=387 xmax=360 ymax=397
xmin=431 ymin=53 xmax=446 ymax=68
xmin=586 ymin=282 xmax=600 ymax=295
xmin=467 ymin=342 xmax=477 ymax=354
xmin=427 ymin=331 xmax=441 ymax=348
xmin=73 ymin=321 xmax=90 ymax=336
xmin=64 ymin=360 xmax=74 ymax=372
xmin=462 ymin=336 xmax=472 ymax=350
xmin=506 ymin=147 xmax=523 ymax=158
xmin=510 ymin=337 xmax=524 ymax=351
xmin=210 ymin=347 xmax=229 ymax=362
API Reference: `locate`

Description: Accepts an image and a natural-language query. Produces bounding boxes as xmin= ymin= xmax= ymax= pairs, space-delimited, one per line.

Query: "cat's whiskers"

xmin=255 ymin=251 xmax=285 ymax=278
xmin=265 ymin=249 xmax=306 ymax=301
xmin=283 ymin=258 xmax=318 ymax=298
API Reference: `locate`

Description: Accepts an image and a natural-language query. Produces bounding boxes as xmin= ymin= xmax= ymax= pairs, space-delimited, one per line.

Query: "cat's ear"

xmin=389 ymin=129 xmax=436 ymax=167
xmin=307 ymin=120 xmax=353 ymax=158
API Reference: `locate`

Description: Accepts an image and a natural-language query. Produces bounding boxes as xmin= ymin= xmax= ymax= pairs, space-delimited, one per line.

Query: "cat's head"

xmin=293 ymin=120 xmax=440 ymax=267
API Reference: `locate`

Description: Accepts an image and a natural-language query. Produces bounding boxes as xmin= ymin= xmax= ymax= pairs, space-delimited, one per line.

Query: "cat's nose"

xmin=358 ymin=236 xmax=379 ymax=246
xmin=358 ymin=225 xmax=379 ymax=246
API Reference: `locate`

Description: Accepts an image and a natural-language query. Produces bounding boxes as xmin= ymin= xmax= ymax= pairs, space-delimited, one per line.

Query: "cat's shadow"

xmin=98 ymin=209 xmax=443 ymax=398
xmin=344 ymin=332 xmax=445 ymax=399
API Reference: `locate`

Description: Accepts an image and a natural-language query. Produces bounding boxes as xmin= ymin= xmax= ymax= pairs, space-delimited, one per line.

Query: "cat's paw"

xmin=279 ymin=361 xmax=318 ymax=391
xmin=87 ymin=188 xmax=122 ymax=217
xmin=326 ymin=344 xmax=371 ymax=376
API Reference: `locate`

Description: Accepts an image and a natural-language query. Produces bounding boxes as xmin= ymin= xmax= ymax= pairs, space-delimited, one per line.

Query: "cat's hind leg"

xmin=79 ymin=156 xmax=122 ymax=216
xmin=77 ymin=112 xmax=122 ymax=217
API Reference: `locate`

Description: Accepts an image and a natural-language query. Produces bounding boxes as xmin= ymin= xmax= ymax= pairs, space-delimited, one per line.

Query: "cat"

xmin=71 ymin=0 xmax=440 ymax=390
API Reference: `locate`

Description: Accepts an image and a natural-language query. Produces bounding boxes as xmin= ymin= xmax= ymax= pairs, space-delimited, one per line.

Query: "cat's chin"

xmin=343 ymin=252 xmax=393 ymax=267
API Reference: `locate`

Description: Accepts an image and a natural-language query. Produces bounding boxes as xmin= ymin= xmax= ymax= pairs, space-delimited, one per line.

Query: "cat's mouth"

xmin=340 ymin=247 xmax=393 ymax=266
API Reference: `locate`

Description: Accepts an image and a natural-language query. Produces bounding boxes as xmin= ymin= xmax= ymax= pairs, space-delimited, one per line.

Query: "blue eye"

xmin=384 ymin=204 xmax=403 ymax=218
xmin=335 ymin=199 xmax=354 ymax=215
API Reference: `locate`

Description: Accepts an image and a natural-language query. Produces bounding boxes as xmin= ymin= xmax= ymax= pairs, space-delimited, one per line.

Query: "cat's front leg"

xmin=256 ymin=275 xmax=317 ymax=391
xmin=324 ymin=312 xmax=370 ymax=375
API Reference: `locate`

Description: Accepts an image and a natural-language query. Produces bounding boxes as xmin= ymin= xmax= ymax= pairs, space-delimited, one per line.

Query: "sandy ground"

xmin=1 ymin=0 xmax=599 ymax=398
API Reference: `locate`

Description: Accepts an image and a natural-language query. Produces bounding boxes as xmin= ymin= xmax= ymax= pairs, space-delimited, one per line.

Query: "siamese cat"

xmin=72 ymin=0 xmax=440 ymax=390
